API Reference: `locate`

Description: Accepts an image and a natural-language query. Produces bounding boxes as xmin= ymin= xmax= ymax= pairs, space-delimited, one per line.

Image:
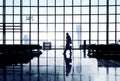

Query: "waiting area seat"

xmin=87 ymin=44 xmax=120 ymax=60
xmin=0 ymin=44 xmax=42 ymax=67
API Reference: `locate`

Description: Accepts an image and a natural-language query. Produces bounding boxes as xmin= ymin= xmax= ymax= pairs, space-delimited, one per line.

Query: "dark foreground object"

xmin=0 ymin=44 xmax=42 ymax=67
xmin=88 ymin=44 xmax=120 ymax=60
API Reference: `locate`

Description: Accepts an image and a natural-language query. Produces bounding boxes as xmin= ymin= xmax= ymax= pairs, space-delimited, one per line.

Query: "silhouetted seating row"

xmin=88 ymin=44 xmax=120 ymax=60
xmin=0 ymin=44 xmax=42 ymax=67
xmin=0 ymin=44 xmax=42 ymax=52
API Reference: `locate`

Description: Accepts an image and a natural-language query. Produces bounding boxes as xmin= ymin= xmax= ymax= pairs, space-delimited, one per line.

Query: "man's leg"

xmin=69 ymin=46 xmax=72 ymax=58
xmin=63 ymin=48 xmax=67 ymax=55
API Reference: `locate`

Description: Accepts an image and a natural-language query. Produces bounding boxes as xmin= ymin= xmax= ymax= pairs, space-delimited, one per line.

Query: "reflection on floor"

xmin=0 ymin=50 xmax=120 ymax=81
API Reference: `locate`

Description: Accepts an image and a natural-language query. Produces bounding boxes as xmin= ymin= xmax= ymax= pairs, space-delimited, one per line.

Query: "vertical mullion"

xmin=80 ymin=0 xmax=82 ymax=80
xmin=72 ymin=0 xmax=74 ymax=80
xmin=12 ymin=0 xmax=15 ymax=81
xmin=37 ymin=0 xmax=40 ymax=80
xmin=29 ymin=0 xmax=31 ymax=45
xmin=63 ymin=0 xmax=65 ymax=81
xmin=3 ymin=0 xmax=6 ymax=44
xmin=29 ymin=0 xmax=32 ymax=81
xmin=54 ymin=0 xmax=57 ymax=81
xmin=20 ymin=1 xmax=23 ymax=81
xmin=46 ymin=0 xmax=48 ymax=81
xmin=115 ymin=0 xmax=117 ymax=44
xmin=97 ymin=0 xmax=99 ymax=44
xmin=13 ymin=0 xmax=14 ymax=44
xmin=89 ymin=0 xmax=91 ymax=44
xmin=20 ymin=0 xmax=23 ymax=44
xmin=106 ymin=0 xmax=109 ymax=44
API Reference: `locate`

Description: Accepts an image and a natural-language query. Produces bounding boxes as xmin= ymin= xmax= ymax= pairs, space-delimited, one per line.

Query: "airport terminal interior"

xmin=0 ymin=0 xmax=120 ymax=81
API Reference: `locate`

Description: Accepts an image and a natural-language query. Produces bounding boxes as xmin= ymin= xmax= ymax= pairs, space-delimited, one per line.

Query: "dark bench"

xmin=87 ymin=44 xmax=120 ymax=60
xmin=0 ymin=44 xmax=42 ymax=67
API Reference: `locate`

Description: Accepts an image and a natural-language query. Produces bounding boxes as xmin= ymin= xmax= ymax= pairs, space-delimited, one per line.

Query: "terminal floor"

xmin=0 ymin=50 xmax=120 ymax=81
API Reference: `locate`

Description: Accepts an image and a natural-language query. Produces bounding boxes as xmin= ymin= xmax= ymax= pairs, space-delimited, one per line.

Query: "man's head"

xmin=66 ymin=33 xmax=69 ymax=36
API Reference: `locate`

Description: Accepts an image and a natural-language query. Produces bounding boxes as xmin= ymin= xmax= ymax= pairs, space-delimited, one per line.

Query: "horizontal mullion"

xmin=1 ymin=22 xmax=120 ymax=24
xmin=2 ymin=5 xmax=120 ymax=7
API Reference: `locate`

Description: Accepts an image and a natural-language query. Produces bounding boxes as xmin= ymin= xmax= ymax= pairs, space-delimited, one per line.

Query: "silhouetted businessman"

xmin=63 ymin=33 xmax=72 ymax=58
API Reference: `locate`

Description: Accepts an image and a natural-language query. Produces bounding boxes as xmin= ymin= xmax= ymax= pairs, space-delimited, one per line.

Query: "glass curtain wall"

xmin=0 ymin=0 xmax=120 ymax=47
xmin=0 ymin=0 xmax=120 ymax=81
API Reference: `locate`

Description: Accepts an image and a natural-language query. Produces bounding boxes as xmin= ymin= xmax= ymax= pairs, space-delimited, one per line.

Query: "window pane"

xmin=48 ymin=24 xmax=55 ymax=31
xmin=117 ymin=32 xmax=120 ymax=40
xmin=56 ymin=24 xmax=63 ymax=31
xmin=56 ymin=0 xmax=63 ymax=6
xmin=91 ymin=7 xmax=98 ymax=14
xmin=109 ymin=0 xmax=115 ymax=5
xmin=91 ymin=32 xmax=97 ymax=40
xmin=74 ymin=7 xmax=80 ymax=14
xmin=0 ymin=16 xmax=3 ymax=23
xmin=39 ymin=33 xmax=47 ymax=40
xmin=23 ymin=7 xmax=30 ymax=14
xmin=14 ymin=16 xmax=20 ymax=23
xmin=48 ymin=16 xmax=55 ymax=23
xmin=56 ymin=16 xmax=63 ymax=23
xmin=23 ymin=0 xmax=30 ymax=6
xmin=48 ymin=32 xmax=55 ymax=41
xmin=65 ymin=16 xmax=72 ymax=23
xmin=82 ymin=7 xmax=89 ymax=14
xmin=6 ymin=7 xmax=13 ymax=14
xmin=31 ymin=0 xmax=37 ymax=6
xmin=39 ymin=24 xmax=47 ymax=31
xmin=48 ymin=7 xmax=55 ymax=14
xmin=81 ymin=32 xmax=89 ymax=40
xmin=31 ymin=7 xmax=37 ymax=14
xmin=14 ymin=7 xmax=20 ymax=14
xmin=6 ymin=32 xmax=13 ymax=40
xmin=99 ymin=7 xmax=106 ymax=14
xmin=6 ymin=16 xmax=13 ymax=23
xmin=48 ymin=0 xmax=55 ymax=6
xmin=82 ymin=24 xmax=89 ymax=31
xmin=14 ymin=0 xmax=20 ymax=6
xmin=109 ymin=24 xmax=115 ymax=31
xmin=56 ymin=33 xmax=63 ymax=40
xmin=73 ymin=15 xmax=80 ymax=23
xmin=109 ymin=32 xmax=115 ymax=40
xmin=65 ymin=7 xmax=72 ymax=14
xmin=91 ymin=0 xmax=98 ymax=5
xmin=91 ymin=24 xmax=98 ymax=31
xmin=0 ymin=0 xmax=3 ymax=6
xmin=14 ymin=32 xmax=20 ymax=40
xmin=39 ymin=0 xmax=46 ymax=6
xmin=56 ymin=7 xmax=63 ymax=14
xmin=0 ymin=32 xmax=2 ymax=40
xmin=99 ymin=0 xmax=106 ymax=5
xmin=82 ymin=0 xmax=89 ymax=5
xmin=6 ymin=0 xmax=13 ymax=6
xmin=31 ymin=24 xmax=38 ymax=31
xmin=65 ymin=0 xmax=72 ymax=5
xmin=23 ymin=24 xmax=30 ymax=31
xmin=65 ymin=24 xmax=72 ymax=31
xmin=109 ymin=15 xmax=115 ymax=22
xmin=99 ymin=32 xmax=106 ymax=40
xmin=39 ymin=7 xmax=46 ymax=14
xmin=74 ymin=0 xmax=81 ymax=5
xmin=39 ymin=16 xmax=46 ymax=23
xmin=31 ymin=32 xmax=38 ymax=40
xmin=109 ymin=7 xmax=115 ymax=14
xmin=99 ymin=15 xmax=106 ymax=23
xmin=91 ymin=15 xmax=97 ymax=22
xmin=99 ymin=24 xmax=106 ymax=31
xmin=82 ymin=16 xmax=89 ymax=22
